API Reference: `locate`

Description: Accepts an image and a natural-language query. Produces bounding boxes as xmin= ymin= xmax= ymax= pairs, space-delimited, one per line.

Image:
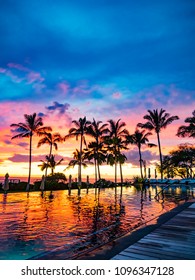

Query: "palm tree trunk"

xmin=78 ymin=134 xmax=83 ymax=185
xmin=97 ymin=161 xmax=101 ymax=180
xmin=45 ymin=144 xmax=52 ymax=177
xmin=157 ymin=132 xmax=163 ymax=180
xmin=115 ymin=161 xmax=117 ymax=184
xmin=114 ymin=146 xmax=117 ymax=184
xmin=138 ymin=145 xmax=143 ymax=179
xmin=119 ymin=162 xmax=123 ymax=185
xmin=26 ymin=134 xmax=32 ymax=191
xmin=94 ymin=158 xmax=97 ymax=182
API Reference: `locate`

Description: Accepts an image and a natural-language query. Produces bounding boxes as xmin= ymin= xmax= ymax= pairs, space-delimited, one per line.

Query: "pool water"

xmin=0 ymin=185 xmax=194 ymax=260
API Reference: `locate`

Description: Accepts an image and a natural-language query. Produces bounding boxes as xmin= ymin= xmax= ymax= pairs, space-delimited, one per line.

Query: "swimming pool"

xmin=0 ymin=185 xmax=194 ymax=259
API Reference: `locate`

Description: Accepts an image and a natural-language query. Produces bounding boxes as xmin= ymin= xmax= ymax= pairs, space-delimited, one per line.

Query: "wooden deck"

xmin=111 ymin=203 xmax=195 ymax=260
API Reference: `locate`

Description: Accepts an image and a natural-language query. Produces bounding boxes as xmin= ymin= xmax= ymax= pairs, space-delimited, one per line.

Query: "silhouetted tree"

xmin=65 ymin=117 xmax=90 ymax=185
xmin=127 ymin=129 xmax=156 ymax=179
xmin=177 ymin=110 xmax=195 ymax=138
xmin=138 ymin=109 xmax=179 ymax=180
xmin=10 ymin=113 xmax=51 ymax=191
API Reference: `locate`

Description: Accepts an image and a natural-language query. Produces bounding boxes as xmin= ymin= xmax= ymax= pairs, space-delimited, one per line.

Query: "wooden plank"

xmin=131 ymin=243 xmax=195 ymax=258
xmin=125 ymin=244 xmax=188 ymax=259
xmin=139 ymin=237 xmax=195 ymax=251
xmin=123 ymin=248 xmax=176 ymax=260
xmin=117 ymin=251 xmax=156 ymax=260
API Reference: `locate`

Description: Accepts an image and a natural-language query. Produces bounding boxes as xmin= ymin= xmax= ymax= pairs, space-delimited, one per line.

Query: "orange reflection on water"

xmin=0 ymin=185 xmax=194 ymax=260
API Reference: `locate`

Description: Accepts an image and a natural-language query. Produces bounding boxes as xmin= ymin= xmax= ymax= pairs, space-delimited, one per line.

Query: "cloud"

xmin=46 ymin=101 xmax=70 ymax=115
xmin=125 ymin=148 xmax=159 ymax=167
xmin=7 ymin=154 xmax=67 ymax=163
xmin=38 ymin=112 xmax=46 ymax=117
xmin=4 ymin=140 xmax=11 ymax=145
xmin=112 ymin=92 xmax=122 ymax=99
xmin=0 ymin=64 xmax=46 ymax=101
xmin=7 ymin=63 xmax=30 ymax=72
xmin=57 ymin=82 xmax=69 ymax=95
xmin=17 ymin=142 xmax=28 ymax=148
xmin=27 ymin=72 xmax=44 ymax=84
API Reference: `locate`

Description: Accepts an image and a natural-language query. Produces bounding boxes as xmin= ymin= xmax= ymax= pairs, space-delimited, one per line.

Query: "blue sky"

xmin=1 ymin=0 xmax=195 ymax=101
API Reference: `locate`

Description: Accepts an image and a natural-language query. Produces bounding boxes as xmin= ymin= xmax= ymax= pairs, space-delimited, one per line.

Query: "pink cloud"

xmin=58 ymin=82 xmax=69 ymax=95
xmin=72 ymin=86 xmax=91 ymax=95
xmin=0 ymin=68 xmax=23 ymax=83
xmin=27 ymin=72 xmax=44 ymax=84
xmin=7 ymin=63 xmax=30 ymax=72
xmin=0 ymin=67 xmax=6 ymax=73
xmin=112 ymin=92 xmax=122 ymax=99
xmin=5 ymin=62 xmax=45 ymax=85
xmin=7 ymin=153 xmax=69 ymax=163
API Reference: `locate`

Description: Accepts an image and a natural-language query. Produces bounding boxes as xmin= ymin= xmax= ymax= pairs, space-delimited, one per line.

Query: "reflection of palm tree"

xmin=39 ymin=155 xmax=63 ymax=175
xmin=177 ymin=110 xmax=195 ymax=138
xmin=65 ymin=117 xmax=90 ymax=185
xmin=127 ymin=129 xmax=156 ymax=179
xmin=10 ymin=113 xmax=51 ymax=191
xmin=87 ymin=119 xmax=109 ymax=179
xmin=137 ymin=109 xmax=179 ymax=180
xmin=37 ymin=132 xmax=62 ymax=177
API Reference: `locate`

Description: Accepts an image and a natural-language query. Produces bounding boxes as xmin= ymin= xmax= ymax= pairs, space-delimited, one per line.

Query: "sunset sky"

xmin=0 ymin=0 xmax=195 ymax=181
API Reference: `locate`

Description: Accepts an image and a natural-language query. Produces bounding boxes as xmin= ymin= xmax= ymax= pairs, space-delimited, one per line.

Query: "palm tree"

xmin=127 ymin=129 xmax=156 ymax=179
xmin=177 ymin=110 xmax=195 ymax=138
xmin=106 ymin=119 xmax=129 ymax=183
xmin=137 ymin=108 xmax=179 ymax=180
xmin=106 ymin=137 xmax=128 ymax=184
xmin=65 ymin=149 xmax=93 ymax=173
xmin=64 ymin=117 xmax=90 ymax=185
xmin=39 ymin=155 xmax=63 ymax=175
xmin=83 ymin=141 xmax=107 ymax=182
xmin=87 ymin=119 xmax=109 ymax=179
xmin=37 ymin=132 xmax=62 ymax=177
xmin=10 ymin=113 xmax=51 ymax=191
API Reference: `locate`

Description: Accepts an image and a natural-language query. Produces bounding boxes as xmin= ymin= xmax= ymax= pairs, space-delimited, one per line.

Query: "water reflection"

xmin=0 ymin=184 xmax=194 ymax=260
xmin=2 ymin=194 xmax=7 ymax=213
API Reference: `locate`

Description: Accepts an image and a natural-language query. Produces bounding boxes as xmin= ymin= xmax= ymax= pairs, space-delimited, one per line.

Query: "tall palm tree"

xmin=106 ymin=119 xmax=129 ymax=183
xmin=64 ymin=117 xmax=90 ymax=185
xmin=37 ymin=132 xmax=62 ymax=177
xmin=127 ymin=129 xmax=156 ymax=179
xmin=137 ymin=108 xmax=179 ymax=180
xmin=10 ymin=113 xmax=51 ymax=191
xmin=39 ymin=154 xmax=63 ymax=175
xmin=177 ymin=110 xmax=195 ymax=138
xmin=87 ymin=119 xmax=109 ymax=180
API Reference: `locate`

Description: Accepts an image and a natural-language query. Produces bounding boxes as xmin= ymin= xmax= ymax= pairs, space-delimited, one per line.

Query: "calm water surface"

xmin=0 ymin=185 xmax=194 ymax=260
